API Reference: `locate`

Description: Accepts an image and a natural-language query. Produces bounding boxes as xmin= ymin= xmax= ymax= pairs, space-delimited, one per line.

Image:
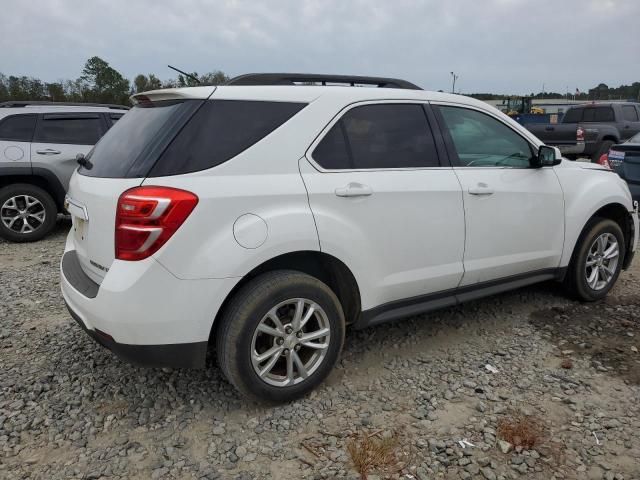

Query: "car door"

xmin=0 ymin=113 xmax=37 ymax=171
xmin=300 ymin=102 xmax=465 ymax=311
xmin=31 ymin=113 xmax=106 ymax=190
xmin=432 ymin=103 xmax=565 ymax=286
xmin=621 ymin=105 xmax=640 ymax=140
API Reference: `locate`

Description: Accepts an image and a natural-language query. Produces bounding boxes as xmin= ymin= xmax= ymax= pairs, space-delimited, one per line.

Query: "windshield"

xmin=79 ymin=100 xmax=201 ymax=178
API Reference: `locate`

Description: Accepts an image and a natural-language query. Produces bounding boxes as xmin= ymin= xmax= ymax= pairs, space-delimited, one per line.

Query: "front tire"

xmin=216 ymin=270 xmax=345 ymax=402
xmin=564 ymin=218 xmax=625 ymax=301
xmin=0 ymin=184 xmax=57 ymax=242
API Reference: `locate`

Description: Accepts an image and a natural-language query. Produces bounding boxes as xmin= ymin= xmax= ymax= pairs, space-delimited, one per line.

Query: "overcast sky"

xmin=2 ymin=0 xmax=638 ymax=94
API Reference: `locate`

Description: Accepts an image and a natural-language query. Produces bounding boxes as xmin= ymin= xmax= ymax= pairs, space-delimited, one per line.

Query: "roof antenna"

xmin=167 ymin=65 xmax=201 ymax=84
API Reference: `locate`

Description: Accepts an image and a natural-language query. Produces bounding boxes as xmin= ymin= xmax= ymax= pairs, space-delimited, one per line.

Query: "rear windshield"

xmin=80 ymin=99 xmax=306 ymax=178
xmin=79 ymin=100 xmax=199 ymax=178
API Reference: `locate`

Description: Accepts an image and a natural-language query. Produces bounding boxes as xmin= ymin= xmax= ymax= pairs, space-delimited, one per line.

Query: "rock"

xmin=481 ymin=467 xmax=497 ymax=480
xmin=498 ymin=440 xmax=513 ymax=454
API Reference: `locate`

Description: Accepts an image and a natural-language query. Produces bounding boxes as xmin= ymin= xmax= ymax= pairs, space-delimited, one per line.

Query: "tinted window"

xmin=35 ymin=115 xmax=102 ymax=145
xmin=623 ymin=105 xmax=639 ymax=122
xmin=313 ymin=122 xmax=352 ymax=169
xmin=438 ymin=106 xmax=533 ymax=168
xmin=582 ymin=107 xmax=614 ymax=123
xmin=150 ymin=100 xmax=306 ymax=177
xmin=313 ymin=104 xmax=439 ymax=169
xmin=80 ymin=100 xmax=197 ymax=178
xmin=110 ymin=113 xmax=124 ymax=123
xmin=0 ymin=114 xmax=36 ymax=142
xmin=563 ymin=108 xmax=582 ymax=123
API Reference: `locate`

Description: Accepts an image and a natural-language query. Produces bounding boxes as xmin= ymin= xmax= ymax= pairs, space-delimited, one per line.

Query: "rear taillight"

xmin=576 ymin=126 xmax=585 ymax=142
xmin=597 ymin=153 xmax=611 ymax=169
xmin=115 ymin=186 xmax=198 ymax=261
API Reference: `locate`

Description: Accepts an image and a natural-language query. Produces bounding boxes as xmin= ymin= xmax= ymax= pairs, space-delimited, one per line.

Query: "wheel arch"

xmin=0 ymin=169 xmax=66 ymax=211
xmin=566 ymin=202 xmax=634 ymax=272
xmin=210 ymin=250 xmax=362 ymax=344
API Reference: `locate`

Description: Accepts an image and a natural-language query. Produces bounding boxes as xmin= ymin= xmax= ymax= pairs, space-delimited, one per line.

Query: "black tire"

xmin=216 ymin=270 xmax=345 ymax=403
xmin=591 ymin=140 xmax=615 ymax=163
xmin=0 ymin=183 xmax=57 ymax=242
xmin=564 ymin=217 xmax=625 ymax=301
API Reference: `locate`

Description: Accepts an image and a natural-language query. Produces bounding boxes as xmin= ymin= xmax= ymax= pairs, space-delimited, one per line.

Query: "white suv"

xmin=60 ymin=74 xmax=639 ymax=402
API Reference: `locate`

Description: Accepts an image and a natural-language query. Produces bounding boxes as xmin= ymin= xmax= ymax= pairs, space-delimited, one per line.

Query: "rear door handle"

xmin=335 ymin=182 xmax=373 ymax=197
xmin=545 ymin=126 xmax=554 ymax=131
xmin=468 ymin=184 xmax=494 ymax=196
xmin=36 ymin=149 xmax=61 ymax=155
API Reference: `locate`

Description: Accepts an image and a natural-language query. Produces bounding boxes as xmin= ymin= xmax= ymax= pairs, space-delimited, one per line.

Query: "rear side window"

xmin=0 ymin=114 xmax=37 ymax=142
xmin=35 ymin=115 xmax=103 ymax=145
xmin=313 ymin=104 xmax=439 ymax=169
xmin=110 ymin=113 xmax=124 ymax=124
xmin=149 ymin=100 xmax=306 ymax=177
xmin=623 ymin=105 xmax=639 ymax=122
xmin=581 ymin=107 xmax=614 ymax=122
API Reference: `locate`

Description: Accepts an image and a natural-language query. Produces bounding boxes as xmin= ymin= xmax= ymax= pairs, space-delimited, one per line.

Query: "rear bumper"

xmin=60 ymin=238 xmax=239 ymax=368
xmin=65 ymin=299 xmax=207 ymax=368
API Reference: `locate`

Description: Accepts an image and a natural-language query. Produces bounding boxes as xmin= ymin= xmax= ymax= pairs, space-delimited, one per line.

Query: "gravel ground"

xmin=1 ymin=218 xmax=639 ymax=480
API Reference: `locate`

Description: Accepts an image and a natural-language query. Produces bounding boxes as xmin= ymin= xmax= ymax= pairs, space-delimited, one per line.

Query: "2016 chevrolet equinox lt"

xmin=60 ymin=73 xmax=639 ymax=402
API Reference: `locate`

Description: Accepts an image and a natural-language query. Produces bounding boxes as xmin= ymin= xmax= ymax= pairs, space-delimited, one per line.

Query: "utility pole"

xmin=450 ymin=72 xmax=459 ymax=94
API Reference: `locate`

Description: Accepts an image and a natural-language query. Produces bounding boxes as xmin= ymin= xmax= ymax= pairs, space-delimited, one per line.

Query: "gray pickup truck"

xmin=526 ymin=102 xmax=640 ymax=162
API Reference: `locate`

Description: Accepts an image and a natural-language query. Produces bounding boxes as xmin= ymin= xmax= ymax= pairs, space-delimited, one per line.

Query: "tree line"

xmin=469 ymin=82 xmax=640 ymax=102
xmin=0 ymin=56 xmax=228 ymax=105
xmin=2 ymin=56 xmax=639 ymax=105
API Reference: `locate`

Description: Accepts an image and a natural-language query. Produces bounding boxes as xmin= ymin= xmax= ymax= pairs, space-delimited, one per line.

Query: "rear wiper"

xmin=76 ymin=153 xmax=93 ymax=170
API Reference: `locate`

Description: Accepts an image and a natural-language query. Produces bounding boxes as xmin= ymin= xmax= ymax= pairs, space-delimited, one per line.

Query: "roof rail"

xmin=226 ymin=73 xmax=422 ymax=90
xmin=0 ymin=101 xmax=129 ymax=110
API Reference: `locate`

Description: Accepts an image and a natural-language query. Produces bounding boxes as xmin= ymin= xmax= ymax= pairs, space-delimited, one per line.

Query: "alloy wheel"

xmin=1 ymin=195 xmax=46 ymax=234
xmin=584 ymin=232 xmax=619 ymax=291
xmin=251 ymin=298 xmax=331 ymax=387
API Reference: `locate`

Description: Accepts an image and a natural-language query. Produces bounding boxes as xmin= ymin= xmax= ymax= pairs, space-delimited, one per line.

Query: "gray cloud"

xmin=1 ymin=0 xmax=638 ymax=94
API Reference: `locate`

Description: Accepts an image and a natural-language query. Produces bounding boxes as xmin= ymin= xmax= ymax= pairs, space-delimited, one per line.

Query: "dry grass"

xmin=560 ymin=358 xmax=574 ymax=369
xmin=346 ymin=431 xmax=404 ymax=480
xmin=497 ymin=412 xmax=545 ymax=450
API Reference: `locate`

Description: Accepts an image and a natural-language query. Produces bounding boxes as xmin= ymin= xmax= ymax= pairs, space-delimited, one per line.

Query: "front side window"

xmin=313 ymin=103 xmax=439 ymax=169
xmin=0 ymin=114 xmax=37 ymax=142
xmin=34 ymin=115 xmax=103 ymax=145
xmin=437 ymin=106 xmax=533 ymax=168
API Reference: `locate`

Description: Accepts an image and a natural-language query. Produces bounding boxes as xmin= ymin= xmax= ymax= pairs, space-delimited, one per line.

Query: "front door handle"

xmin=468 ymin=184 xmax=494 ymax=196
xmin=36 ymin=149 xmax=61 ymax=155
xmin=335 ymin=182 xmax=373 ymax=197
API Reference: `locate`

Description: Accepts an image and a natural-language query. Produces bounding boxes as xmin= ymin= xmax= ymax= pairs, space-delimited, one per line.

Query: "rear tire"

xmin=216 ymin=270 xmax=345 ymax=403
xmin=564 ymin=217 xmax=625 ymax=301
xmin=591 ymin=140 xmax=615 ymax=163
xmin=0 ymin=184 xmax=57 ymax=242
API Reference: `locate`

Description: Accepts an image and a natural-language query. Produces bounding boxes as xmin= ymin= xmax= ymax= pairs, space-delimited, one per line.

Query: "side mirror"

xmin=534 ymin=145 xmax=562 ymax=167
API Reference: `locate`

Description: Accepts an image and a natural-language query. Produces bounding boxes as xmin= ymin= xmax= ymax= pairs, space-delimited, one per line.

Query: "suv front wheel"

xmin=0 ymin=184 xmax=58 ymax=242
xmin=565 ymin=217 xmax=625 ymax=301
xmin=216 ymin=271 xmax=345 ymax=402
